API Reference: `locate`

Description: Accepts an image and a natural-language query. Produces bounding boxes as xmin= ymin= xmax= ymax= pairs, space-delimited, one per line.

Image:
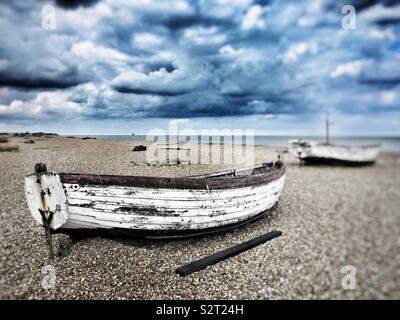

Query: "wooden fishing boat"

xmin=288 ymin=113 xmax=380 ymax=165
xmin=25 ymin=161 xmax=286 ymax=243
xmin=288 ymin=139 xmax=380 ymax=165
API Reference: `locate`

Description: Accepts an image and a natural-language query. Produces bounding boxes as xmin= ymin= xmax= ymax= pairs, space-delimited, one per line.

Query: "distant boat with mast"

xmin=288 ymin=113 xmax=380 ymax=166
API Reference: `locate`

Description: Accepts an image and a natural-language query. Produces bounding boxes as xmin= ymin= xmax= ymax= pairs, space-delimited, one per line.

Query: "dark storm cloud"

xmin=358 ymin=56 xmax=400 ymax=87
xmin=359 ymin=77 xmax=400 ymax=86
xmin=55 ymin=0 xmax=100 ymax=9
xmin=0 ymin=1 xmax=92 ymax=91
xmin=144 ymin=63 xmax=176 ymax=73
xmin=375 ymin=17 xmax=400 ymax=25
xmin=332 ymin=0 xmax=399 ymax=11
xmin=0 ymin=72 xmax=84 ymax=90
xmin=113 ymin=86 xmax=189 ymax=96
xmin=0 ymin=0 xmax=400 ymax=122
xmin=163 ymin=14 xmax=234 ymax=31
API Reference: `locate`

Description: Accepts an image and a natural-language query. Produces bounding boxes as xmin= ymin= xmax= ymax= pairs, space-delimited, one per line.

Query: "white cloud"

xmin=70 ymin=41 xmax=135 ymax=76
xmin=216 ymin=0 xmax=251 ymax=6
xmin=108 ymin=0 xmax=193 ymax=14
xmin=219 ymin=82 xmax=242 ymax=95
xmin=241 ymin=5 xmax=265 ymax=30
xmin=263 ymin=114 xmax=276 ymax=120
xmin=111 ymin=67 xmax=204 ymax=95
xmin=381 ymin=91 xmax=397 ymax=106
xmin=71 ymin=41 xmax=132 ymax=62
xmin=361 ymin=4 xmax=400 ymax=24
xmin=169 ymin=118 xmax=190 ymax=126
xmin=219 ymin=45 xmax=263 ymax=62
xmin=368 ymin=28 xmax=396 ymax=40
xmin=281 ymin=42 xmax=319 ymax=63
xmin=219 ymin=45 xmax=235 ymax=55
xmin=201 ymin=0 xmax=252 ymax=19
xmin=132 ymin=33 xmax=163 ymax=50
xmin=184 ymin=27 xmax=226 ymax=46
xmin=0 ymin=91 xmax=82 ymax=118
xmin=330 ymin=60 xmax=371 ymax=78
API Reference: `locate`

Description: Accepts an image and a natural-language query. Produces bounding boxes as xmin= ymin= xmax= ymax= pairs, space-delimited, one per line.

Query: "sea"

xmin=68 ymin=135 xmax=400 ymax=153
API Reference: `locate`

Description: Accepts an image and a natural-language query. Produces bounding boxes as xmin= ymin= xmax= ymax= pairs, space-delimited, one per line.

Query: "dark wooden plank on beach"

xmin=176 ymin=230 xmax=282 ymax=277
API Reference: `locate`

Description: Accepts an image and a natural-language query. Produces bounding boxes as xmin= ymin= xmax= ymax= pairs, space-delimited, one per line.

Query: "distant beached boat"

xmin=288 ymin=140 xmax=380 ymax=165
xmin=25 ymin=161 xmax=286 ymax=256
xmin=288 ymin=113 xmax=380 ymax=165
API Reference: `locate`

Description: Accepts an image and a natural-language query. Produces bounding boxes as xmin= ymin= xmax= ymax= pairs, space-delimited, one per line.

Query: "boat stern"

xmin=24 ymin=164 xmax=69 ymax=230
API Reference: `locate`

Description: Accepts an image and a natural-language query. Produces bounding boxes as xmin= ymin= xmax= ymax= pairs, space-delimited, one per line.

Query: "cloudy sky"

xmin=0 ymin=0 xmax=399 ymax=135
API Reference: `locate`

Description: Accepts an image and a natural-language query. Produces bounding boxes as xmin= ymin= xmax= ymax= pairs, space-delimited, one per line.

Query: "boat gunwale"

xmin=289 ymin=139 xmax=381 ymax=150
xmin=314 ymin=143 xmax=380 ymax=150
xmin=56 ymin=161 xmax=285 ymax=190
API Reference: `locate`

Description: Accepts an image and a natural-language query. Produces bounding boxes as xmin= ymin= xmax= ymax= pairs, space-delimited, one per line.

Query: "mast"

xmin=326 ymin=112 xmax=330 ymax=144
xmin=325 ymin=112 xmax=334 ymax=145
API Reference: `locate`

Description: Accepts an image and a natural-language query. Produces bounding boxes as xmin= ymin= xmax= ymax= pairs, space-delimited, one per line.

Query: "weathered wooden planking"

xmin=56 ymin=208 xmax=277 ymax=239
xmin=64 ymin=198 xmax=278 ymax=230
xmin=65 ymin=180 xmax=281 ymax=200
xmin=63 ymin=184 xmax=281 ymax=230
xmin=64 ymin=177 xmax=285 ymax=214
xmin=176 ymin=230 xmax=282 ymax=276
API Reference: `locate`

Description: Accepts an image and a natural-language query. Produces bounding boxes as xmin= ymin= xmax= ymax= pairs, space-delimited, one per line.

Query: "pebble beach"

xmin=0 ymin=136 xmax=399 ymax=299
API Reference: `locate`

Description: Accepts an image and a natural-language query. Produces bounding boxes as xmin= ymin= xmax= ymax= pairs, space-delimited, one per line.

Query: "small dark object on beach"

xmin=81 ymin=136 xmax=97 ymax=140
xmin=13 ymin=132 xmax=27 ymax=137
xmin=56 ymin=235 xmax=74 ymax=257
xmin=176 ymin=230 xmax=282 ymax=277
xmin=0 ymin=137 xmax=9 ymax=143
xmin=29 ymin=132 xmax=58 ymax=137
xmin=57 ymin=245 xmax=70 ymax=257
xmin=133 ymin=145 xmax=147 ymax=151
xmin=24 ymin=139 xmax=35 ymax=144
xmin=35 ymin=163 xmax=47 ymax=174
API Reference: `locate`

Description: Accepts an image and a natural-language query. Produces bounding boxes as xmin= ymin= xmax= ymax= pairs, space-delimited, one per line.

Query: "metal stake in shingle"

xmin=35 ymin=163 xmax=54 ymax=260
xmin=40 ymin=209 xmax=54 ymax=260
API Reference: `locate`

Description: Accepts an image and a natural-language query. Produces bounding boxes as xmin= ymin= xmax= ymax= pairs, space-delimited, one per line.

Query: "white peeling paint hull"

xmin=288 ymin=140 xmax=380 ymax=165
xmin=25 ymin=163 xmax=286 ymax=237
